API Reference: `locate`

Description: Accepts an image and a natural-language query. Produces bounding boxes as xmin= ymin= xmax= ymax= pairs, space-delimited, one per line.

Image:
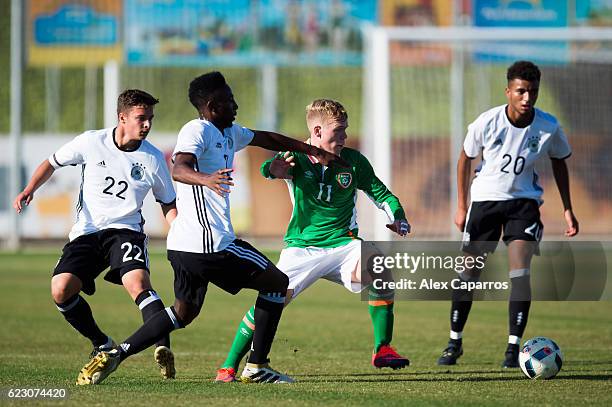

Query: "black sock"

xmin=509 ymin=300 xmax=531 ymax=339
xmin=118 ymin=306 xmax=182 ymax=362
xmin=450 ymin=287 xmax=474 ymax=341
xmin=135 ymin=290 xmax=170 ymax=348
xmin=247 ymin=292 xmax=285 ymax=364
xmin=509 ymin=274 xmax=531 ymax=339
xmin=56 ymin=294 xmax=108 ymax=347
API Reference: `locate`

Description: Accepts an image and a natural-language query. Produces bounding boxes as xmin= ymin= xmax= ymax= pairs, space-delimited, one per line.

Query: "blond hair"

xmin=305 ymin=99 xmax=348 ymax=131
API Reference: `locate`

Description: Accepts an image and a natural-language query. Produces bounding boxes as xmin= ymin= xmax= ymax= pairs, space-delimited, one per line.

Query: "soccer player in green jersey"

xmin=216 ymin=99 xmax=411 ymax=383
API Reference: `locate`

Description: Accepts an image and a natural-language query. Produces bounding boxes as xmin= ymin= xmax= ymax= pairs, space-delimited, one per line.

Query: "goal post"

xmin=361 ymin=26 xmax=612 ymax=240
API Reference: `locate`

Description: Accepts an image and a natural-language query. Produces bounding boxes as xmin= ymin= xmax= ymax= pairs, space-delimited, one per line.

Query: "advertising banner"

xmin=28 ymin=0 xmax=123 ymax=66
xmin=125 ymin=0 xmax=377 ymax=66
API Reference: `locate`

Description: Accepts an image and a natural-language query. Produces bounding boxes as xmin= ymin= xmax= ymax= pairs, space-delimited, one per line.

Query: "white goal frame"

xmin=361 ymin=26 xmax=612 ymax=241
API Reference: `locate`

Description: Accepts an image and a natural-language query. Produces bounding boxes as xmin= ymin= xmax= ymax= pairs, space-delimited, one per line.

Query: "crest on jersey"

xmin=337 ymin=172 xmax=352 ymax=188
xmin=131 ymin=163 xmax=146 ymax=181
xmin=527 ymin=134 xmax=541 ymax=153
xmin=304 ymin=170 xmax=314 ymax=179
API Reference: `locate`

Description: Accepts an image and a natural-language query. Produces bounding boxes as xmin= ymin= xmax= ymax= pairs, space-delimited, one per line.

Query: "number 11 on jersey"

xmin=317 ymin=183 xmax=332 ymax=202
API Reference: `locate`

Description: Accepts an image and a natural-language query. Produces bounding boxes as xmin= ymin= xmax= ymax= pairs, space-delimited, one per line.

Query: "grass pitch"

xmin=0 ymin=251 xmax=611 ymax=406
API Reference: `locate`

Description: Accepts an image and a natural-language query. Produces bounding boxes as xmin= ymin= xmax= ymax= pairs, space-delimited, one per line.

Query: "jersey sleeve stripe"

xmin=551 ymin=152 xmax=572 ymax=160
xmin=156 ymin=198 xmax=176 ymax=205
xmin=52 ymin=153 xmax=65 ymax=167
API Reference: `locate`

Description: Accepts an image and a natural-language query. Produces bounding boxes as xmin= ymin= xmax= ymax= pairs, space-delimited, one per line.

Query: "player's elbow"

xmin=171 ymin=164 xmax=188 ymax=182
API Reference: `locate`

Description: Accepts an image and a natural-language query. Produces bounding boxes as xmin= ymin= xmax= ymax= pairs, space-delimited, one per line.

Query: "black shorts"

xmin=461 ymin=199 xmax=543 ymax=255
xmin=168 ymin=239 xmax=271 ymax=309
xmin=53 ymin=229 xmax=150 ymax=295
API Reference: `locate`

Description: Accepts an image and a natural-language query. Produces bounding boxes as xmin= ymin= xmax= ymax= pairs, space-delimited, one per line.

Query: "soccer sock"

xmin=118 ymin=306 xmax=183 ymax=362
xmin=509 ymin=272 xmax=531 ymax=342
xmin=449 ymin=287 xmax=474 ymax=346
xmin=247 ymin=293 xmax=285 ymax=365
xmin=221 ymin=306 xmax=255 ymax=370
xmin=55 ymin=294 xmax=108 ymax=347
xmin=368 ymin=288 xmax=395 ymax=352
xmin=135 ymin=290 xmax=170 ymax=348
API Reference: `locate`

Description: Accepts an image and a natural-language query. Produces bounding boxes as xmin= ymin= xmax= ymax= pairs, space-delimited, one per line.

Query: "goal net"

xmin=361 ymin=27 xmax=612 ymax=240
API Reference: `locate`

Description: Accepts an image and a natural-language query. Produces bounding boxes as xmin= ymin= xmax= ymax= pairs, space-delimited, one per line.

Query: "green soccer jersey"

xmin=261 ymin=147 xmax=406 ymax=248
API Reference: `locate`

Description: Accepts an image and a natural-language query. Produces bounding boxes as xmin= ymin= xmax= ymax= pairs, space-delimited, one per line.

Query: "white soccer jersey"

xmin=48 ymin=128 xmax=176 ymax=241
xmin=166 ymin=119 xmax=254 ymax=253
xmin=464 ymin=105 xmax=571 ymax=203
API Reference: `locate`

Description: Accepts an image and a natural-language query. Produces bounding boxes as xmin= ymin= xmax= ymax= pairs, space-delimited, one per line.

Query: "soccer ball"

xmin=519 ymin=337 xmax=563 ymax=379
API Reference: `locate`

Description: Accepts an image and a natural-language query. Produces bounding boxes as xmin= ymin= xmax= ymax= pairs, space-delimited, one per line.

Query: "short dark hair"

xmin=117 ymin=89 xmax=159 ymax=114
xmin=507 ymin=60 xmax=541 ymax=83
xmin=188 ymin=71 xmax=228 ymax=110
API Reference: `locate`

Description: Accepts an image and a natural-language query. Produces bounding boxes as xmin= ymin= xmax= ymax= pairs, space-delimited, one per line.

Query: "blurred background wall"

xmin=1 ymin=0 xmax=611 ymax=246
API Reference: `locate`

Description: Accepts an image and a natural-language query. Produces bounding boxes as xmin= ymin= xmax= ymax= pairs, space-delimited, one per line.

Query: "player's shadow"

xmin=296 ymin=370 xmax=517 ymax=377
xmin=295 ymin=370 xmax=524 ymax=383
xmin=556 ymin=374 xmax=612 ymax=381
xmin=295 ymin=372 xmax=612 ymax=383
xmin=296 ymin=375 xmax=526 ymax=383
xmin=566 ymin=360 xmax=612 ymax=366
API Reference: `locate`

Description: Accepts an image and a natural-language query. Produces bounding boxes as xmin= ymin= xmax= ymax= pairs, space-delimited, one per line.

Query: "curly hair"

xmin=188 ymin=71 xmax=228 ymax=110
xmin=117 ymin=89 xmax=158 ymax=114
xmin=507 ymin=60 xmax=541 ymax=83
xmin=306 ymin=99 xmax=348 ymax=129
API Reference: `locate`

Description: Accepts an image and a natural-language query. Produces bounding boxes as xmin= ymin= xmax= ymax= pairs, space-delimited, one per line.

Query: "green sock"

xmin=368 ymin=298 xmax=394 ymax=353
xmin=221 ymin=305 xmax=255 ymax=370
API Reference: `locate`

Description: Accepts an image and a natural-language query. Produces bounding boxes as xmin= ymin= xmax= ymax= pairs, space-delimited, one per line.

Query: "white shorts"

xmin=276 ymin=239 xmax=363 ymax=298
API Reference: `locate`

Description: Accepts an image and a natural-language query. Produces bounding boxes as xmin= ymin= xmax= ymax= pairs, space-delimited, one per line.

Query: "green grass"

xmin=0 ymin=251 xmax=611 ymax=406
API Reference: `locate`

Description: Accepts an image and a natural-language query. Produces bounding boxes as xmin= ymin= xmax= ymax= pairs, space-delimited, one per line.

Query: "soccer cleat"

xmin=89 ymin=336 xmax=117 ymax=359
xmin=215 ymin=367 xmax=237 ymax=383
xmin=371 ymin=344 xmax=410 ymax=370
xmin=240 ymin=363 xmax=295 ymax=384
xmin=502 ymin=344 xmax=520 ymax=368
xmin=76 ymin=350 xmax=121 ymax=385
xmin=437 ymin=342 xmax=463 ymax=365
xmin=154 ymin=346 xmax=176 ymax=379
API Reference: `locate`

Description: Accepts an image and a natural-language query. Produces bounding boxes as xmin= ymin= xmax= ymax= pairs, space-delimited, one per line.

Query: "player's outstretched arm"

xmin=13 ymin=160 xmax=55 ymax=214
xmin=455 ymin=151 xmax=474 ymax=232
xmin=249 ymin=130 xmax=348 ymax=167
xmin=172 ymin=152 xmax=234 ymax=197
xmin=551 ymin=158 xmax=579 ymax=237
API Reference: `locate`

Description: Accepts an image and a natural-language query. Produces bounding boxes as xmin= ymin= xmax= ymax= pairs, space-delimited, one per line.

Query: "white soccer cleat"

xmin=240 ymin=362 xmax=295 ymax=384
xmin=154 ymin=345 xmax=176 ymax=379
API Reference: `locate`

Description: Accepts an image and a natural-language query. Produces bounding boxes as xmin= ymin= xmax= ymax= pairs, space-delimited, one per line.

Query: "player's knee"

xmin=265 ymin=264 xmax=289 ymax=292
xmin=458 ymin=266 xmax=482 ymax=282
xmin=275 ymin=271 xmax=289 ymax=293
xmin=121 ymin=268 xmax=152 ymax=299
xmin=284 ymin=289 xmax=294 ymax=306
xmin=51 ymin=274 xmax=81 ymax=303
xmin=173 ymin=301 xmax=199 ymax=326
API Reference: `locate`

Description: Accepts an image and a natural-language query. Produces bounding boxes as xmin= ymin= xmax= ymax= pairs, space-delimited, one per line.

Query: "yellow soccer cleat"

xmin=76 ymin=350 xmax=121 ymax=385
xmin=154 ymin=346 xmax=176 ymax=379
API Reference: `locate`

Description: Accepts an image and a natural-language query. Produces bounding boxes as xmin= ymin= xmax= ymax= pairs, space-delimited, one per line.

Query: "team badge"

xmin=527 ymin=134 xmax=541 ymax=153
xmin=337 ymin=172 xmax=352 ymax=188
xmin=131 ymin=163 xmax=146 ymax=181
xmin=304 ymin=170 xmax=314 ymax=179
